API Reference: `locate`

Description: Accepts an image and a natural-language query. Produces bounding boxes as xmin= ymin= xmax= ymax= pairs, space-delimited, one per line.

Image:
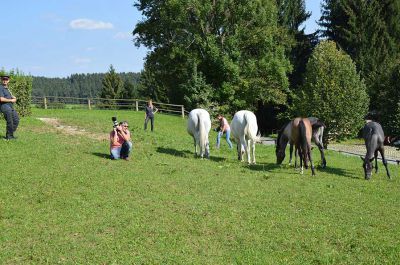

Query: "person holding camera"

xmin=144 ymin=99 xmax=158 ymax=132
xmin=110 ymin=121 xmax=132 ymax=160
xmin=216 ymin=114 xmax=233 ymax=149
xmin=0 ymin=75 xmax=19 ymax=140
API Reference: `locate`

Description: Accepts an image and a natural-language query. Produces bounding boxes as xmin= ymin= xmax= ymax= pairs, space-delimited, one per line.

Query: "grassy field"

xmin=1 ymin=109 xmax=399 ymax=264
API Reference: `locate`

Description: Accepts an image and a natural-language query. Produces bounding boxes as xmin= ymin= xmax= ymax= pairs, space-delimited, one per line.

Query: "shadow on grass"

xmin=247 ymin=162 xmax=281 ymax=172
xmin=91 ymin=152 xmax=110 ymax=159
xmin=156 ymin=147 xmax=225 ymax=162
xmin=322 ymin=166 xmax=361 ymax=179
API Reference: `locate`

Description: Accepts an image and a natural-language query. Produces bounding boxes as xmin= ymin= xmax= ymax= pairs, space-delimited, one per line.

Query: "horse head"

xmin=360 ymin=156 xmax=374 ymax=180
xmin=276 ymin=131 xmax=287 ymax=164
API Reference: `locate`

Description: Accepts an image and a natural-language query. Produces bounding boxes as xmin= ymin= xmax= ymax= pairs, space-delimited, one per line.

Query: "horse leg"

xmin=308 ymin=144 xmax=316 ymax=176
xmin=314 ymin=132 xmax=326 ymax=168
xmin=251 ymin=139 xmax=256 ymax=164
xmin=379 ymin=147 xmax=391 ymax=179
xmin=294 ymin=146 xmax=298 ymax=168
xmin=289 ymin=143 xmax=293 ymax=165
xmin=246 ymin=139 xmax=251 ymax=164
xmin=236 ymin=142 xmax=241 ymax=161
xmin=374 ymin=150 xmax=379 ymax=173
xmin=298 ymin=147 xmax=303 ymax=174
xmin=193 ymin=137 xmax=197 ymax=157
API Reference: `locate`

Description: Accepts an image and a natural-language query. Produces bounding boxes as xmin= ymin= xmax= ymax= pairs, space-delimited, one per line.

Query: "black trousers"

xmin=144 ymin=116 xmax=154 ymax=131
xmin=2 ymin=108 xmax=19 ymax=137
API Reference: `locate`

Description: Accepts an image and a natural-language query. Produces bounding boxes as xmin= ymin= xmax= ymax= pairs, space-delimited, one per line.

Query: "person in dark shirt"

xmin=0 ymin=75 xmax=19 ymax=140
xmin=144 ymin=99 xmax=158 ymax=132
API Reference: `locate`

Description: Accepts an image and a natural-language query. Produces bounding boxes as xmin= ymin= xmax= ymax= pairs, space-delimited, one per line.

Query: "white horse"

xmin=187 ymin=108 xmax=211 ymax=158
xmin=231 ymin=110 xmax=258 ymax=164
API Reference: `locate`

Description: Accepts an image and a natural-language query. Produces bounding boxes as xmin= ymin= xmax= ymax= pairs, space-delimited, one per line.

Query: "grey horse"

xmin=360 ymin=122 xmax=391 ymax=180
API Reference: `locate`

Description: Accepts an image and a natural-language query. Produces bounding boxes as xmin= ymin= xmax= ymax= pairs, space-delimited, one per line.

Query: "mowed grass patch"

xmin=0 ymin=108 xmax=399 ymax=264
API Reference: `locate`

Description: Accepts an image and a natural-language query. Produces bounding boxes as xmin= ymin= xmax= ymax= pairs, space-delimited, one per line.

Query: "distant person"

xmin=144 ymin=99 xmax=158 ymax=132
xmin=216 ymin=114 xmax=232 ymax=149
xmin=110 ymin=121 xmax=132 ymax=160
xmin=0 ymin=75 xmax=19 ymax=140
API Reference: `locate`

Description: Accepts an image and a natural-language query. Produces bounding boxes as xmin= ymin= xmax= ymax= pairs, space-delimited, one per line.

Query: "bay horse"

xmin=276 ymin=117 xmax=316 ymax=175
xmin=230 ymin=110 xmax=258 ymax=164
xmin=360 ymin=122 xmax=390 ymax=180
xmin=187 ymin=108 xmax=211 ymax=158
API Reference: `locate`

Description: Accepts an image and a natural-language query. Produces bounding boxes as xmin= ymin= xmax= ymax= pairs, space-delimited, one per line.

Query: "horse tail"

xmin=312 ymin=120 xmax=325 ymax=130
xmin=244 ymin=112 xmax=257 ymax=141
xmin=198 ymin=113 xmax=207 ymax=151
xmin=299 ymin=119 xmax=308 ymax=150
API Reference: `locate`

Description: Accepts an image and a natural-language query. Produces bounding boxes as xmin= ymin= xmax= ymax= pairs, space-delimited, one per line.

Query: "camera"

xmin=112 ymin=117 xmax=119 ymax=128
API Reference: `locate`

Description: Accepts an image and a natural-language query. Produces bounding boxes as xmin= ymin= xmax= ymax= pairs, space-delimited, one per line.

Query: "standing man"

xmin=0 ymin=75 xmax=19 ymax=140
xmin=216 ymin=114 xmax=233 ymax=149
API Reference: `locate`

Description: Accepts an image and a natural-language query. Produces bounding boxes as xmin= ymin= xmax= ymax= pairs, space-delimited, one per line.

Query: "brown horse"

xmin=276 ymin=117 xmax=316 ymax=175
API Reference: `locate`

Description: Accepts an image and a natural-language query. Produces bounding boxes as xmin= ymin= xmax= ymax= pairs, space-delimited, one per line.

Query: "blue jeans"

xmin=110 ymin=141 xmax=132 ymax=159
xmin=216 ymin=129 xmax=233 ymax=148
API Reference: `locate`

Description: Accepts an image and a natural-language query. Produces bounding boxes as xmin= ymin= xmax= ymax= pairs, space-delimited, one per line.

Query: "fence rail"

xmin=31 ymin=96 xmax=186 ymax=118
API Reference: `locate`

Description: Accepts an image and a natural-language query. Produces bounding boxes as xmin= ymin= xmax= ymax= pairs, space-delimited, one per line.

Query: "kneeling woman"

xmin=110 ymin=121 xmax=132 ymax=160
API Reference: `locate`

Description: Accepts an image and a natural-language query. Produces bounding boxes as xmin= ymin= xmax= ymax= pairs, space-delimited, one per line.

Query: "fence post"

xmin=135 ymin=100 xmax=138 ymax=111
xmin=181 ymin=105 xmax=185 ymax=118
xmin=88 ymin=99 xmax=91 ymax=110
xmin=44 ymin=97 xmax=47 ymax=109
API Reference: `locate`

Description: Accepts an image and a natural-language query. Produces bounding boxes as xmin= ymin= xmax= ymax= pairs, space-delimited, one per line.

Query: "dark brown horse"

xmin=276 ymin=117 xmax=316 ymax=175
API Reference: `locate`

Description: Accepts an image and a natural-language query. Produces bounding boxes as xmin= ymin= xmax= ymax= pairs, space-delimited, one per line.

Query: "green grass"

xmin=1 ymin=109 xmax=399 ymax=264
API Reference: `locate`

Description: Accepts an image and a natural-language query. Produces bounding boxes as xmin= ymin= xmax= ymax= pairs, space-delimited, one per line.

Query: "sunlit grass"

xmin=0 ymin=109 xmax=399 ymax=264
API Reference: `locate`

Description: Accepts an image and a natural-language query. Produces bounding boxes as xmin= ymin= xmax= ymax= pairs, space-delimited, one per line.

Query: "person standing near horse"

xmin=0 ymin=75 xmax=19 ymax=140
xmin=110 ymin=121 xmax=132 ymax=160
xmin=144 ymin=99 xmax=158 ymax=132
xmin=216 ymin=114 xmax=233 ymax=149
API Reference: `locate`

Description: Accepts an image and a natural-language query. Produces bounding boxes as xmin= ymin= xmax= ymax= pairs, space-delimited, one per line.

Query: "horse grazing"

xmin=360 ymin=122 xmax=390 ymax=180
xmin=230 ymin=110 xmax=258 ymax=164
xmin=187 ymin=108 xmax=211 ymax=158
xmin=276 ymin=117 xmax=316 ymax=175
xmin=306 ymin=117 xmax=327 ymax=168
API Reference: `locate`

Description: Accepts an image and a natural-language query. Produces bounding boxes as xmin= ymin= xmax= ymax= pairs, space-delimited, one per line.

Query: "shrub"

xmin=293 ymin=41 xmax=369 ymax=143
xmin=0 ymin=70 xmax=32 ymax=117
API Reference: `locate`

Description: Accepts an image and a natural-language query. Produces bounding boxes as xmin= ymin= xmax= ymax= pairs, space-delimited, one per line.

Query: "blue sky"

xmin=0 ymin=0 xmax=322 ymax=78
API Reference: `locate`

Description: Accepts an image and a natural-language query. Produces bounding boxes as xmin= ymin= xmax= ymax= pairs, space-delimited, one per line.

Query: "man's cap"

xmin=0 ymin=75 xmax=10 ymax=80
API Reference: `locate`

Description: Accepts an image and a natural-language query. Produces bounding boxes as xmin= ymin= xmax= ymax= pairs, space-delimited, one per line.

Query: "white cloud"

xmin=70 ymin=19 xmax=114 ymax=30
xmin=114 ymin=32 xmax=132 ymax=39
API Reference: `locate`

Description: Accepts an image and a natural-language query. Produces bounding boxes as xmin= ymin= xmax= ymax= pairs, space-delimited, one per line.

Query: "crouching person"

xmin=110 ymin=121 xmax=132 ymax=160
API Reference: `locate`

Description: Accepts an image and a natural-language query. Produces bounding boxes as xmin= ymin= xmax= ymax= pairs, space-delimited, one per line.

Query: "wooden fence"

xmin=31 ymin=96 xmax=187 ymax=118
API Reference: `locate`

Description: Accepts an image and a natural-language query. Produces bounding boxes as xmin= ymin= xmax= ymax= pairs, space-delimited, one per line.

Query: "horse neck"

xmin=365 ymin=133 xmax=379 ymax=159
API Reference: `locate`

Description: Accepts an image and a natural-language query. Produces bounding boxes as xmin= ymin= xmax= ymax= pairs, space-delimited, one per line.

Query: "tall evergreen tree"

xmin=319 ymin=0 xmax=400 ymax=111
xmin=100 ymin=65 xmax=124 ymax=100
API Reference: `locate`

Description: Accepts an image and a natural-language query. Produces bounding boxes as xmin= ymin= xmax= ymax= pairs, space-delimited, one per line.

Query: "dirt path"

xmin=37 ymin=117 xmax=107 ymax=141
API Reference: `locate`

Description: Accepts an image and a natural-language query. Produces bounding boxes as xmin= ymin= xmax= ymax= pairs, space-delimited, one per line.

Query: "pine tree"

xmin=100 ymin=65 xmax=124 ymax=100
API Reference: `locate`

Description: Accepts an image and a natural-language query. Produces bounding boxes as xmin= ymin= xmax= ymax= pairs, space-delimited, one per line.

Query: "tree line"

xmin=32 ymin=69 xmax=141 ymax=99
xmin=133 ymin=0 xmax=400 ymax=141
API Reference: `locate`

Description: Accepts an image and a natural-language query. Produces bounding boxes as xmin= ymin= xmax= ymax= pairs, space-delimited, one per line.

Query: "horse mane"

xmin=276 ymin=122 xmax=288 ymax=149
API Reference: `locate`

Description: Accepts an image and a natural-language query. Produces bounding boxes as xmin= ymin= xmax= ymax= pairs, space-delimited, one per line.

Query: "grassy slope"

xmin=0 ymin=109 xmax=399 ymax=264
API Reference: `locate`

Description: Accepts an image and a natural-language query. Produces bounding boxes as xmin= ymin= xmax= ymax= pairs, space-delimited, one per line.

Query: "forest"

xmin=32 ymin=71 xmax=141 ymax=99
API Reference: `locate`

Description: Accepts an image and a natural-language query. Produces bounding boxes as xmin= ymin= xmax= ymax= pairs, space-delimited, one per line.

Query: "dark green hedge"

xmin=1 ymin=70 xmax=32 ymax=117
